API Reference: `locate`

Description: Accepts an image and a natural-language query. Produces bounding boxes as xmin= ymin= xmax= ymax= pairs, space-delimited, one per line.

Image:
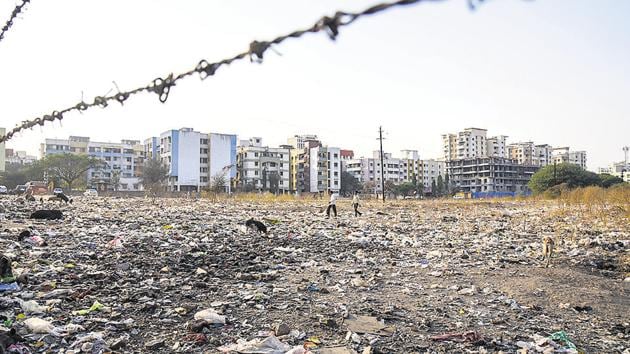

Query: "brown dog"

xmin=542 ymin=235 xmax=555 ymax=268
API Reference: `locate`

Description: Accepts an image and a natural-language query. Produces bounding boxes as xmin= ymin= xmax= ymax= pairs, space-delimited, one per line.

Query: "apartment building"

xmin=344 ymin=150 xmax=445 ymax=194
xmin=447 ymin=157 xmax=539 ymax=194
xmin=442 ymin=128 xmax=508 ymax=161
xmin=41 ymin=136 xmax=145 ymax=191
xmin=236 ymin=137 xmax=291 ymax=193
xmin=287 ymin=134 xmax=318 ymax=150
xmin=5 ymin=149 xmax=37 ymax=165
xmin=147 ymin=128 xmax=237 ymax=192
xmin=552 ymin=147 xmax=587 ymax=170
xmin=508 ymin=142 xmax=553 ymax=167
xmin=290 ymin=139 xmax=342 ymax=194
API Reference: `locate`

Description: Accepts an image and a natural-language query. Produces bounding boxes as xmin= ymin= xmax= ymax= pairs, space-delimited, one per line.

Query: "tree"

xmin=210 ymin=173 xmax=227 ymax=194
xmin=528 ymin=163 xmax=601 ymax=194
xmin=444 ymin=173 xmax=450 ymax=195
xmin=110 ymin=170 xmax=121 ymax=191
xmin=140 ymin=158 xmax=170 ymax=196
xmin=384 ymin=180 xmax=397 ymax=197
xmin=0 ymin=162 xmax=45 ymax=189
xmin=437 ymin=175 xmax=444 ymax=196
xmin=431 ymin=180 xmax=437 ymax=196
xmin=41 ymin=154 xmax=102 ymax=191
xmin=362 ymin=181 xmax=376 ymax=196
xmin=268 ymin=171 xmax=281 ymax=194
xmin=599 ymin=173 xmax=624 ymax=188
xmin=340 ymin=171 xmax=362 ymax=196
xmin=396 ymin=182 xmax=415 ymax=197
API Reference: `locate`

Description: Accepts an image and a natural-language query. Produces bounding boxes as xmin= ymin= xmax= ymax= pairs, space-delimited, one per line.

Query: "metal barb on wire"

xmin=0 ymin=0 xmax=30 ymax=44
xmin=0 ymin=0 xmax=445 ymax=143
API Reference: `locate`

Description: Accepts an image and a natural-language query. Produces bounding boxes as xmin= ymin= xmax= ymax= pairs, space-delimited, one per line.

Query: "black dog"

xmin=30 ymin=210 xmax=63 ymax=220
xmin=245 ymin=218 xmax=267 ymax=234
xmin=55 ymin=193 xmax=72 ymax=204
xmin=17 ymin=230 xmax=31 ymax=241
xmin=0 ymin=328 xmax=25 ymax=354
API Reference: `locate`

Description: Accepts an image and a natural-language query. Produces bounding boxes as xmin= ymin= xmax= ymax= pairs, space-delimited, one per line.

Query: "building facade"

xmin=148 ymin=128 xmax=237 ymax=192
xmin=552 ymin=147 xmax=587 ymax=170
xmin=236 ymin=137 xmax=291 ymax=193
xmin=344 ymin=150 xmax=446 ymax=194
xmin=442 ymin=128 xmax=508 ymax=161
xmin=5 ymin=149 xmax=37 ymax=165
xmin=41 ymin=136 xmax=144 ymax=191
xmin=508 ymin=142 xmax=553 ymax=167
xmin=447 ymin=157 xmax=539 ymax=194
xmin=290 ymin=139 xmax=342 ymax=194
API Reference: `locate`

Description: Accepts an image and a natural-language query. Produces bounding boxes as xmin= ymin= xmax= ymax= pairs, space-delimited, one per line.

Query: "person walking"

xmin=326 ymin=190 xmax=338 ymax=218
xmin=352 ymin=191 xmax=362 ymax=217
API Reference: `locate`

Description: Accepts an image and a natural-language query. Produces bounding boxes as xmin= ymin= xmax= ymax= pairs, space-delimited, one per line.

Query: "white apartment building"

xmin=552 ymin=147 xmax=587 ymax=170
xmin=442 ymin=128 xmax=508 ymax=161
xmin=5 ymin=150 xmax=37 ymax=165
xmin=291 ymin=139 xmax=342 ymax=194
xmin=287 ymin=134 xmax=318 ymax=150
xmin=344 ymin=150 xmax=445 ymax=194
xmin=598 ymin=147 xmax=629 ymax=182
xmin=236 ymin=137 xmax=291 ymax=193
xmin=41 ymin=136 xmax=144 ymax=191
xmin=508 ymin=142 xmax=553 ymax=167
xmin=147 ymin=128 xmax=237 ymax=192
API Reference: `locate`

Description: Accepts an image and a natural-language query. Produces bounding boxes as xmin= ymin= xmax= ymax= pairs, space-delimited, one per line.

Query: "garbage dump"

xmin=0 ymin=196 xmax=628 ymax=353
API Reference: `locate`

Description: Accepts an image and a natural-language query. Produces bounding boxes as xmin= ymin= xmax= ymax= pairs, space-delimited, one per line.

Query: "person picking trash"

xmin=352 ymin=191 xmax=362 ymax=217
xmin=326 ymin=190 xmax=338 ymax=218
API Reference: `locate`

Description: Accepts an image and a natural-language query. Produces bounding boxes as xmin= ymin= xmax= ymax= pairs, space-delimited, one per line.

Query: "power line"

xmin=0 ymin=0 xmax=446 ymax=143
xmin=378 ymin=126 xmax=386 ymax=202
xmin=0 ymin=0 xmax=30 ymax=45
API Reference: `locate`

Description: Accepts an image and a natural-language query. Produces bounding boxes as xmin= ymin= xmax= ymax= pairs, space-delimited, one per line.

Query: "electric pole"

xmin=378 ymin=126 xmax=385 ymax=203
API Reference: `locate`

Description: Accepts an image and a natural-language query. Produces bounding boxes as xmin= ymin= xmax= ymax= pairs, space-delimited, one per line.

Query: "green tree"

xmin=268 ymin=171 xmax=280 ymax=194
xmin=41 ymin=154 xmax=102 ymax=191
xmin=340 ymin=171 xmax=362 ymax=196
xmin=110 ymin=170 xmax=121 ymax=191
xmin=528 ymin=163 xmax=601 ymax=194
xmin=396 ymin=182 xmax=415 ymax=197
xmin=599 ymin=173 xmax=624 ymax=188
xmin=437 ymin=175 xmax=444 ymax=196
xmin=0 ymin=162 xmax=46 ymax=189
xmin=384 ymin=180 xmax=397 ymax=197
xmin=444 ymin=173 xmax=450 ymax=195
xmin=140 ymin=158 xmax=170 ymax=196
xmin=431 ymin=180 xmax=437 ymax=196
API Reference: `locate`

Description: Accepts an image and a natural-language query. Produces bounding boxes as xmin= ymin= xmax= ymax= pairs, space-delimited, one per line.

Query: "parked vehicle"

xmin=0 ymin=186 xmax=7 ymax=194
xmin=13 ymin=185 xmax=27 ymax=195
xmin=84 ymin=188 xmax=98 ymax=197
xmin=53 ymin=187 xmax=64 ymax=195
xmin=25 ymin=181 xmax=48 ymax=195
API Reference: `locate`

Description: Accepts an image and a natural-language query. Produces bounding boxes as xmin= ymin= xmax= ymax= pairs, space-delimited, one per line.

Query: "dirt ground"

xmin=0 ymin=196 xmax=628 ymax=353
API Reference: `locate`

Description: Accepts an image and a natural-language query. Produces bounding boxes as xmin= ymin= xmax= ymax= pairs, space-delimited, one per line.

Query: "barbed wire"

xmin=0 ymin=0 xmax=453 ymax=143
xmin=0 ymin=0 xmax=30 ymax=44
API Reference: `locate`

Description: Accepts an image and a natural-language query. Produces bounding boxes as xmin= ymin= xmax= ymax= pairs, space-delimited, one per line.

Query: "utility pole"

xmin=378 ymin=126 xmax=385 ymax=203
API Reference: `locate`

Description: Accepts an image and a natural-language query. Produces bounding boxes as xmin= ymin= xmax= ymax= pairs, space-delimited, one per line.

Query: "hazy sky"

xmin=0 ymin=0 xmax=628 ymax=170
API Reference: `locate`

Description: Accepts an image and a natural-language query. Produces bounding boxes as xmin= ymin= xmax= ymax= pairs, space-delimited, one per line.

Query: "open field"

xmin=1 ymin=196 xmax=629 ymax=353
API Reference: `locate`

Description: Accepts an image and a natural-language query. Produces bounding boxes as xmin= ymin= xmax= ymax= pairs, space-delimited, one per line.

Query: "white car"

xmin=53 ymin=188 xmax=63 ymax=194
xmin=0 ymin=186 xmax=7 ymax=194
xmin=84 ymin=188 xmax=98 ymax=197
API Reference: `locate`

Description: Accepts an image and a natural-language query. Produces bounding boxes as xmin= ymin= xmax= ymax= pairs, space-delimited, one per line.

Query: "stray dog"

xmin=30 ymin=210 xmax=63 ymax=220
xmin=0 ymin=255 xmax=14 ymax=281
xmin=542 ymin=235 xmax=555 ymax=267
xmin=0 ymin=328 xmax=26 ymax=354
xmin=245 ymin=218 xmax=267 ymax=234
xmin=55 ymin=193 xmax=72 ymax=204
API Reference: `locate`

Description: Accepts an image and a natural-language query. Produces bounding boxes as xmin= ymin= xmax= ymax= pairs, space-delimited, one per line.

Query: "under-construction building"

xmin=447 ymin=157 xmax=539 ymax=194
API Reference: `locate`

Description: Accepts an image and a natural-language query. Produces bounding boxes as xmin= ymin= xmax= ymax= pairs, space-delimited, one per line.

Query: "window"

xmin=200 ymin=158 xmax=208 ymax=163
xmin=255 ymin=162 xmax=259 ymax=166
xmin=254 ymin=152 xmax=259 ymax=157
xmin=280 ymin=163 xmax=283 ymax=167
xmin=334 ymin=153 xmax=338 ymax=158
xmin=255 ymin=171 xmax=259 ymax=176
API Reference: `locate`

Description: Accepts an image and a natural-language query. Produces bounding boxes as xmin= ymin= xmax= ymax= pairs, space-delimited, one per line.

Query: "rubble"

xmin=0 ymin=196 xmax=628 ymax=353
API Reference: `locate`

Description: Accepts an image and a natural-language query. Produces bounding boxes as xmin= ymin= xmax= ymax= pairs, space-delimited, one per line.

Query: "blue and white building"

xmin=145 ymin=128 xmax=237 ymax=192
